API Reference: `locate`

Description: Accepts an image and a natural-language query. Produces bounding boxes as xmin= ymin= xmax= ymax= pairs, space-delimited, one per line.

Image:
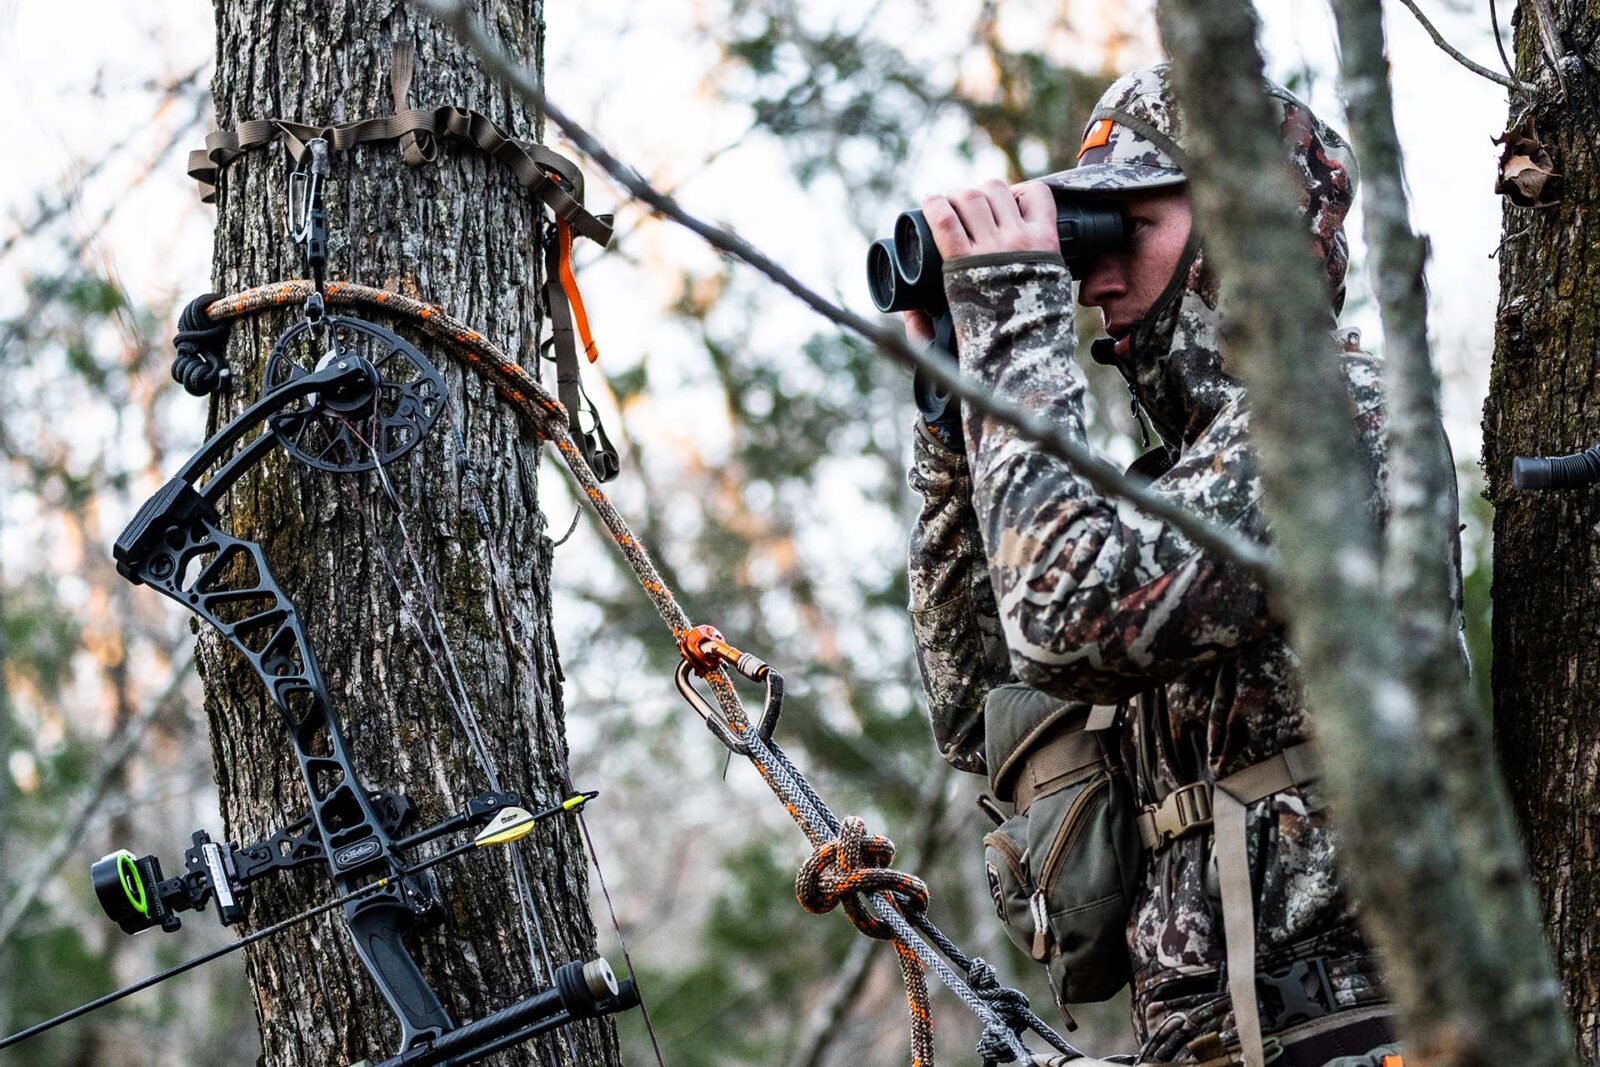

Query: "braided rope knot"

xmin=796 ymin=816 xmax=937 ymax=1066
xmin=795 ymin=816 xmax=928 ymax=939
xmin=966 ymin=957 xmax=1030 ymax=1063
xmin=171 ymin=291 xmax=233 ymax=396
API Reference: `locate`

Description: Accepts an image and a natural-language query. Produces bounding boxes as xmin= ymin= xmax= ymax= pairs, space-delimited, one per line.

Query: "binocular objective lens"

xmin=867 ymin=239 xmax=901 ymax=313
xmin=893 ymin=211 xmax=930 ymax=285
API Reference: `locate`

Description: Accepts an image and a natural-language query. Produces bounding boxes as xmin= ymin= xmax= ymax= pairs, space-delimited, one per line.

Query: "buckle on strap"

xmin=1256 ymin=956 xmax=1337 ymax=1034
xmin=1137 ymin=780 xmax=1214 ymax=849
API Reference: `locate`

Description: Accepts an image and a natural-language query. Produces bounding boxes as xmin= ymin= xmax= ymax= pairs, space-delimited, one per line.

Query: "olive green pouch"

xmin=980 ymin=684 xmax=1144 ymax=1009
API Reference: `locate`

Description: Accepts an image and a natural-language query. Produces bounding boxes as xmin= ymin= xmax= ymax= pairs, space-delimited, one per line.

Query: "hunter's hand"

xmin=921 ymin=179 xmax=1057 ymax=261
xmin=902 ymin=308 xmax=935 ymax=348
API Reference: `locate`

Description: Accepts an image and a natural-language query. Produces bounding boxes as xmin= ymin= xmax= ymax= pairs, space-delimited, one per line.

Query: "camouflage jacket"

xmin=907 ymin=250 xmax=1395 ymax=1047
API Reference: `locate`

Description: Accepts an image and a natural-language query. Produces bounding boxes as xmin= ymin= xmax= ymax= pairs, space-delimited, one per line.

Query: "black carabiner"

xmin=673 ymin=656 xmax=783 ymax=756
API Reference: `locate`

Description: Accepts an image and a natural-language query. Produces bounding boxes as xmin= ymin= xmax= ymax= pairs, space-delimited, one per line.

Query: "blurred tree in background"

xmin=0 ymin=86 xmax=257 ymax=1059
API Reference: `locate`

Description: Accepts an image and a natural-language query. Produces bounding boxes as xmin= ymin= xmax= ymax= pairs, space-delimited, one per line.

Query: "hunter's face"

xmin=1075 ymin=187 xmax=1193 ymax=341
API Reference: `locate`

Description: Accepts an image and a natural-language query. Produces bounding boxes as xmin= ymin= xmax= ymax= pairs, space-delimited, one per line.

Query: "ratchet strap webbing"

xmin=545 ymin=217 xmax=617 ymax=480
xmin=185 ymin=43 xmax=613 ymax=249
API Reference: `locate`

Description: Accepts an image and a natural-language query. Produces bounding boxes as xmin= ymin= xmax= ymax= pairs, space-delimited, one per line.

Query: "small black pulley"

xmin=264 ymin=314 xmax=445 ymax=473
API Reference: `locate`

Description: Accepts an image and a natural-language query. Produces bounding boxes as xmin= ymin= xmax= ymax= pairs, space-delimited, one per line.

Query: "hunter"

xmin=905 ymin=65 xmax=1448 ymax=1067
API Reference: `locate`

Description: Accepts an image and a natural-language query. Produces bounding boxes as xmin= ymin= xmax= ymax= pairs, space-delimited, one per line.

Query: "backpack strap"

xmin=1010 ymin=729 xmax=1105 ymax=815
xmin=1132 ymin=742 xmax=1319 ymax=1067
xmin=1214 ymin=743 xmax=1319 ymax=1067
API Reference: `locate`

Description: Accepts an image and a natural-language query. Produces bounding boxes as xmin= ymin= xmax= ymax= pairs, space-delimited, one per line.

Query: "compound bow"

xmin=1 ymin=140 xmax=639 ymax=1065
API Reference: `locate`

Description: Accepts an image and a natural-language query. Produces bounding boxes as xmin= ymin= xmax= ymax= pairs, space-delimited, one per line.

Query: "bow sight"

xmin=866 ymin=199 xmax=1126 ymax=439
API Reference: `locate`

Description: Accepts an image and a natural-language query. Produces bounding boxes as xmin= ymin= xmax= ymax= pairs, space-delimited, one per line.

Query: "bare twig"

xmin=0 ymin=63 xmax=207 ymax=263
xmin=0 ymin=91 xmax=208 ymax=362
xmin=0 ymin=655 xmax=194 ymax=947
xmin=1488 ymin=0 xmax=1519 ymax=91
xmin=1394 ymin=0 xmax=1534 ymax=93
xmin=415 ymin=0 xmax=1279 ymax=584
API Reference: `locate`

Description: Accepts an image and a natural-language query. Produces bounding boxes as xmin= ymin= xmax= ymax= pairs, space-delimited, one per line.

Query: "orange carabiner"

xmin=678 ymin=624 xmax=744 ymax=678
xmin=674 ymin=624 xmax=782 ymax=755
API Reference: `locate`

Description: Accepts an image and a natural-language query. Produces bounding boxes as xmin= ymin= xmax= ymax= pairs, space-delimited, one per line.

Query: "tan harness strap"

xmin=1011 ymin=730 xmax=1105 ymax=815
xmin=1084 ymin=703 xmax=1120 ymax=731
xmin=1213 ymin=742 xmax=1319 ymax=1067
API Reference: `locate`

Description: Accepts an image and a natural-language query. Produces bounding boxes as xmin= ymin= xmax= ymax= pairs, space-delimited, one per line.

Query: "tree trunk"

xmin=1160 ymin=0 xmax=1572 ymax=1063
xmin=1484 ymin=2 xmax=1600 ymax=1059
xmin=201 ymin=4 xmax=618 ymax=1065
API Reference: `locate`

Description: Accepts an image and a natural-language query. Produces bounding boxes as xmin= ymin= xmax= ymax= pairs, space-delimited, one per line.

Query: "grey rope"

xmin=748 ymin=731 xmax=1062 ymax=1062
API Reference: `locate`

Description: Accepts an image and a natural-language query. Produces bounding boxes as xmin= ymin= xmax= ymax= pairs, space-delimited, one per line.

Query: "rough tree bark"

xmin=1159 ymin=0 xmax=1571 ymax=1064
xmin=201 ymin=4 xmax=619 ymax=1065
xmin=1483 ymin=1 xmax=1600 ymax=1059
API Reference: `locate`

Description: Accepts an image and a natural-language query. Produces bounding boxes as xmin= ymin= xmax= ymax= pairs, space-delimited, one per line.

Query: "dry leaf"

xmin=1493 ymin=117 xmax=1561 ymax=207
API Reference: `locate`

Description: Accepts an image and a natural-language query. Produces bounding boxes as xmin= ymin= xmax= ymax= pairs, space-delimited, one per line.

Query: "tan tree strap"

xmin=186 ymin=47 xmax=612 ymax=248
xmin=390 ymin=41 xmax=432 ymax=168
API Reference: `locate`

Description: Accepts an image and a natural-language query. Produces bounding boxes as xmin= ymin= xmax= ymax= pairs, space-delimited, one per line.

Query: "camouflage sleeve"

xmin=907 ymin=417 xmax=1013 ymax=774
xmin=944 ymin=252 xmax=1275 ymax=703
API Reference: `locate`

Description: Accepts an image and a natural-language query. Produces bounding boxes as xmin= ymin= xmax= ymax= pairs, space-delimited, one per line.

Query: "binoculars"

xmin=867 ymin=200 xmax=1127 ymax=434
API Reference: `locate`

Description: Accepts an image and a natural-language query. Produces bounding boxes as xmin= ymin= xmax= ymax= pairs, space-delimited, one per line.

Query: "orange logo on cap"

xmin=1078 ymin=118 xmax=1114 ymax=159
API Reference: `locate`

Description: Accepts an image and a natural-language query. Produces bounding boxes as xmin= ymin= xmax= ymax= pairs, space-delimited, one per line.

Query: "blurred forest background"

xmin=0 ymin=1 xmax=1506 ymax=1064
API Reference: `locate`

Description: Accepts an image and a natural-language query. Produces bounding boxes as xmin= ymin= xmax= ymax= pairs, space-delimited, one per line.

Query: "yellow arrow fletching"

xmin=474 ymin=806 xmax=538 ymax=847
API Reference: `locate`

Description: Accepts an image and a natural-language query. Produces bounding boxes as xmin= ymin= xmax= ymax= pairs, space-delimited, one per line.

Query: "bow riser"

xmin=111 ymin=344 xmax=456 ymax=1049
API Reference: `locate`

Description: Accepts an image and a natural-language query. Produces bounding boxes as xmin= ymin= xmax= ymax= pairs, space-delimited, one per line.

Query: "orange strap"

xmin=556 ymin=218 xmax=599 ymax=363
xmin=1381 ymin=1057 xmax=1404 ymax=1067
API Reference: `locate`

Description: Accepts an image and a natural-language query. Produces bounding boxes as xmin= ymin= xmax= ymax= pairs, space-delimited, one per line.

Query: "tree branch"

xmin=415 ymin=0 xmax=1280 ymax=586
xmin=1393 ymin=0 xmax=1534 ymax=93
xmin=1158 ymin=0 xmax=1564 ymax=1063
xmin=1330 ymin=1 xmax=1573 ymax=1061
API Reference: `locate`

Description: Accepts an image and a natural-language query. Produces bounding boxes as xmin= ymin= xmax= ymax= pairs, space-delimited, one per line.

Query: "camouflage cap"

xmin=1039 ymin=62 xmax=1358 ymax=300
xmin=1040 ymin=65 xmax=1188 ymax=195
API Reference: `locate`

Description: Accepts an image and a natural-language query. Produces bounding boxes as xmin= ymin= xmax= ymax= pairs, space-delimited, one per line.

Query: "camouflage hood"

xmin=1041 ymin=64 xmax=1358 ymax=448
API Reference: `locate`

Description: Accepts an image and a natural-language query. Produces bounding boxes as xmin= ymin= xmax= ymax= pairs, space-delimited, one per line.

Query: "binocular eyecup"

xmin=867 ymin=202 xmax=1127 ymax=316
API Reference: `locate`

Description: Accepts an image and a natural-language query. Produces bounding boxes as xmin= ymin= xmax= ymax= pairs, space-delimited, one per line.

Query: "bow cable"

xmin=339 ymin=410 xmax=570 ymax=1057
xmin=340 ymin=394 xmax=664 ymax=1062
